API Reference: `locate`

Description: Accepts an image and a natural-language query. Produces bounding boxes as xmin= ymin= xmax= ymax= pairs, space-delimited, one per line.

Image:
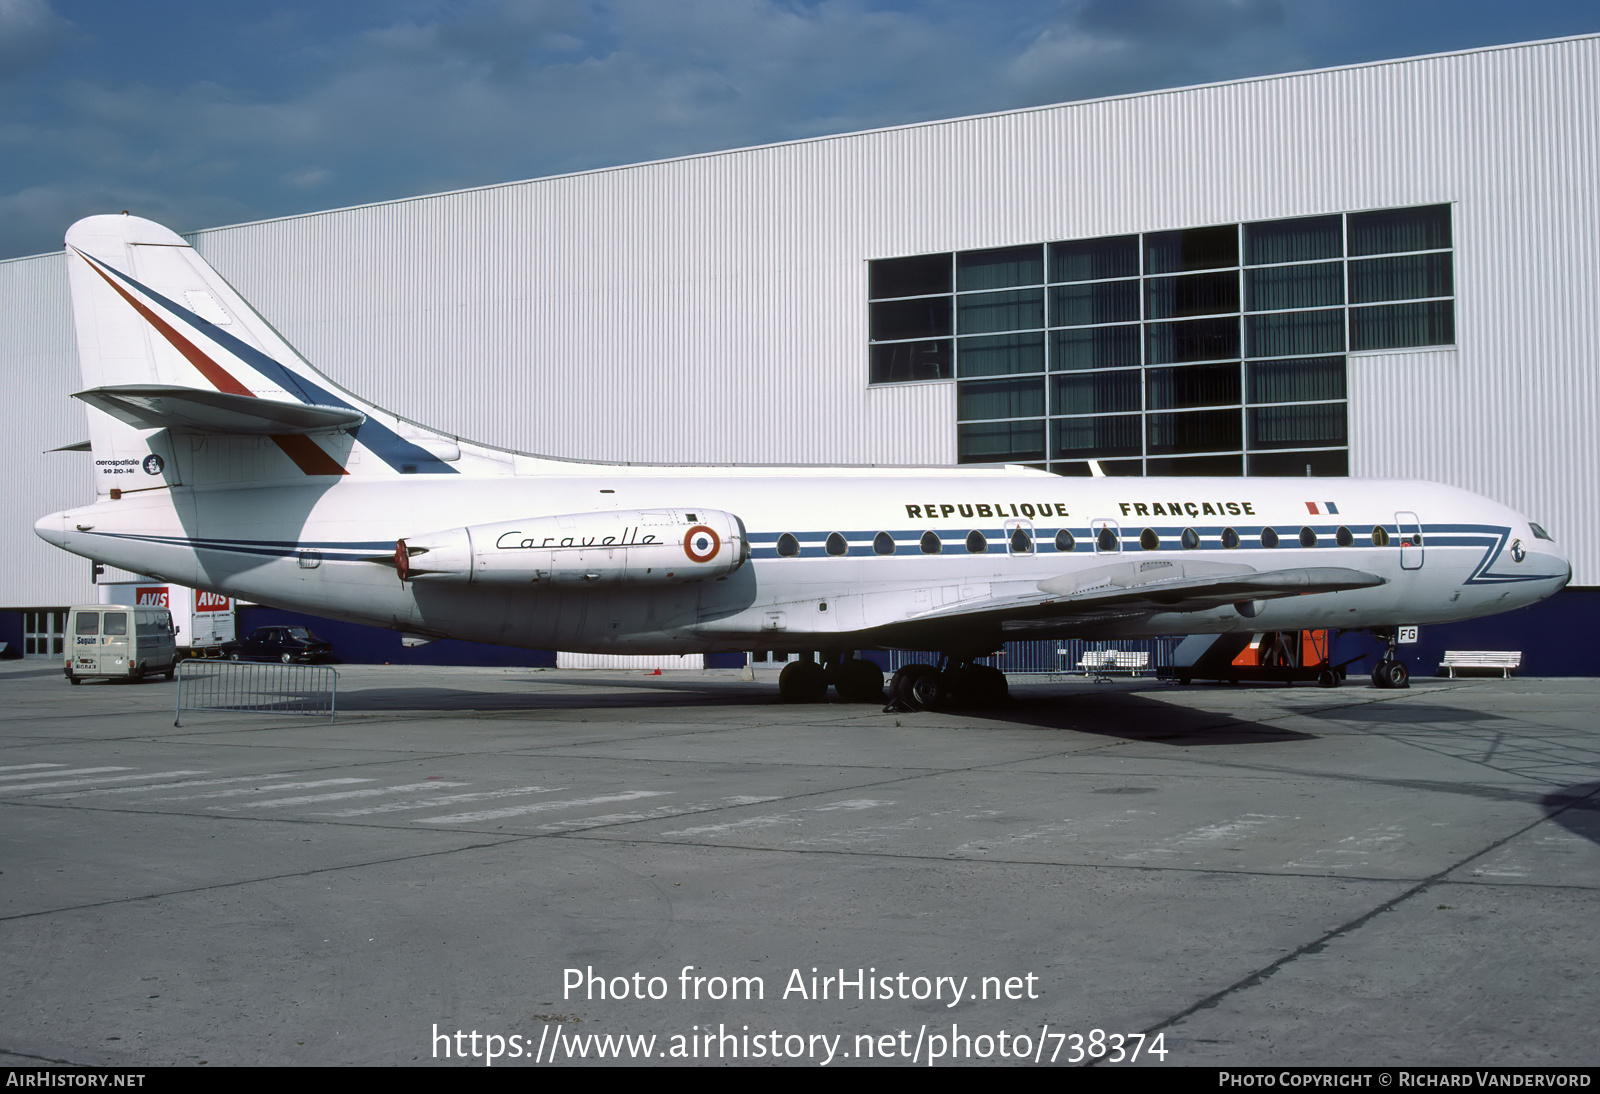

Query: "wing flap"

xmin=903 ymin=561 xmax=1386 ymax=627
xmin=73 ymin=384 xmax=365 ymax=435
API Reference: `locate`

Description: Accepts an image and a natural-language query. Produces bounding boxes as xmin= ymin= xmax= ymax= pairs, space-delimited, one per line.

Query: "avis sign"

xmin=134 ymin=586 xmax=169 ymax=608
xmin=196 ymin=591 xmax=230 ymax=613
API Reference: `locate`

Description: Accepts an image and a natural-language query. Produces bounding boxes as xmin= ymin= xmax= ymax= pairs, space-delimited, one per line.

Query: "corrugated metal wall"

xmin=4 ymin=35 xmax=1597 ymax=609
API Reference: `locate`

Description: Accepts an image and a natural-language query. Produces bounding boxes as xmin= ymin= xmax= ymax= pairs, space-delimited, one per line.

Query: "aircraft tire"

xmin=908 ymin=670 xmax=949 ymax=712
xmin=778 ymin=660 xmax=828 ymax=703
xmin=835 ymin=659 xmax=885 ymax=703
xmin=1384 ymin=659 xmax=1410 ymax=689
xmin=890 ymin=664 xmax=938 ymax=710
xmin=946 ymin=663 xmax=1007 ymax=708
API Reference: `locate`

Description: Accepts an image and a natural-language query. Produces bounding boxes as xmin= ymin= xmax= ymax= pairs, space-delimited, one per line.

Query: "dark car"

xmin=222 ymin=626 xmax=334 ymax=664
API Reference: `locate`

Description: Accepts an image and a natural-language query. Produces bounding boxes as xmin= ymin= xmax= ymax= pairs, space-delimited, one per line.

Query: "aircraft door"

xmin=1396 ymin=511 xmax=1424 ymax=570
xmin=1091 ymin=519 xmax=1121 ymax=554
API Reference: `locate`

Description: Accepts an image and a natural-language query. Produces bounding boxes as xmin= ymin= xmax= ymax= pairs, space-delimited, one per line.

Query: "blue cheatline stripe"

xmin=96 ymin=259 xmax=457 ymax=475
xmin=87 ymin=531 xmax=392 ymax=562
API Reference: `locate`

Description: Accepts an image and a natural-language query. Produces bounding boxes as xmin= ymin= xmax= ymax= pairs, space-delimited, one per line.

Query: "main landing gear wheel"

xmin=833 ymin=658 xmax=885 ymax=703
xmin=889 ymin=664 xmax=940 ymax=711
xmin=1371 ymin=659 xmax=1410 ymax=689
xmin=778 ymin=660 xmax=829 ymax=703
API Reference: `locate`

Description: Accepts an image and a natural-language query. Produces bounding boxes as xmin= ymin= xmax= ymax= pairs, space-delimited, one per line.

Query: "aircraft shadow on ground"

xmin=332 ymin=679 xmax=1316 ymax=746
xmin=1298 ymin=701 xmax=1507 ymax=724
xmin=1541 ymin=782 xmax=1600 ymax=845
xmin=959 ymin=689 xmax=1318 ymax=745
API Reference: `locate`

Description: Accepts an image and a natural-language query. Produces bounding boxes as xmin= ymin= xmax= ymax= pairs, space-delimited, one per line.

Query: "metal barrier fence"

xmin=174 ymin=660 xmax=338 ymax=726
xmin=886 ymin=638 xmax=1180 ymax=678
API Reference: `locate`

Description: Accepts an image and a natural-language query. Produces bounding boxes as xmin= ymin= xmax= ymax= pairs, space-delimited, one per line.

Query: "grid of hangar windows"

xmin=867 ymin=205 xmax=1455 ymax=477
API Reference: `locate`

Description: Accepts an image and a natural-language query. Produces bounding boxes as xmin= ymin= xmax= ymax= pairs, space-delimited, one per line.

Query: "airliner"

xmin=34 ymin=214 xmax=1572 ymax=706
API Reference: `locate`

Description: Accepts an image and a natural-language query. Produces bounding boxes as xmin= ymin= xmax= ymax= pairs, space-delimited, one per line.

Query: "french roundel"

xmin=683 ymin=525 xmax=720 ymax=563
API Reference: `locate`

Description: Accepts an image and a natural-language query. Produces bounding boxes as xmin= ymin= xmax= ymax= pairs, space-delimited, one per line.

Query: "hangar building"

xmin=2 ymin=34 xmax=1596 ymax=673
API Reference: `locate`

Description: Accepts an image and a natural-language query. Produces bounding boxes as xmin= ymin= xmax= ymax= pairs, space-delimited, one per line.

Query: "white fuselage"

xmin=36 ymin=467 xmax=1572 ymax=656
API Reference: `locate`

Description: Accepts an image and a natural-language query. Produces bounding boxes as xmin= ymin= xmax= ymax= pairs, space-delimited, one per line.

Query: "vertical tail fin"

xmin=66 ymin=213 xmax=466 ymax=491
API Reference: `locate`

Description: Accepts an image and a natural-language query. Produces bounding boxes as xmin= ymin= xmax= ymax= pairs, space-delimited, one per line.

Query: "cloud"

xmin=0 ymin=0 xmax=68 ymax=79
xmin=3 ymin=0 xmax=1583 ymax=258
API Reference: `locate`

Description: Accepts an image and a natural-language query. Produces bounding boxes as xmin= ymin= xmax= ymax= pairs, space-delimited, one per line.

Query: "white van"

xmin=66 ymin=604 xmax=178 ymax=684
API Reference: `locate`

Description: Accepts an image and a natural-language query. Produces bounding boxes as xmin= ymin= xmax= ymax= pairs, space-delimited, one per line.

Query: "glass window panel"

xmin=1244 ymin=215 xmax=1342 ymax=265
xmin=1146 ymin=454 xmax=1242 ymax=476
xmin=957 ymin=333 xmax=1044 ymax=377
xmin=1246 ymin=309 xmax=1344 ymax=358
xmin=1146 ymin=317 xmax=1239 ymax=364
xmin=870 ymin=297 xmax=951 ymax=341
xmin=869 ymin=340 xmax=952 ymax=383
xmin=958 ymin=377 xmax=1045 ymax=420
xmin=1050 ymin=325 xmax=1141 ymax=370
xmin=1148 ymin=409 xmax=1241 ymax=454
xmin=1246 ymin=262 xmax=1343 ymax=311
xmin=76 ymin=613 xmax=99 ymax=635
xmin=869 ymin=254 xmax=951 ymax=299
xmin=1145 ymin=225 xmax=1237 ymax=274
xmin=1247 ymin=357 xmax=1346 ymax=404
xmin=1146 ymin=363 xmax=1241 ymax=410
xmin=1049 ymin=236 xmax=1139 ymax=282
xmin=1348 ymin=253 xmax=1453 ymax=304
xmin=957 ymin=289 xmax=1043 ymax=335
xmin=1146 ymin=271 xmax=1240 ymax=320
xmin=959 ymin=420 xmax=1046 ymax=463
xmin=1052 ymin=371 xmax=1141 ymax=415
xmin=1049 ymin=281 xmax=1139 ymax=326
xmin=1349 ymin=302 xmax=1455 ymax=350
xmin=1247 ymin=450 xmax=1350 ymax=476
xmin=1052 ymin=414 xmax=1142 ymax=458
xmin=957 ymin=245 xmax=1043 ymax=290
xmin=103 ymin=612 xmax=128 ymax=636
xmin=1248 ymin=403 xmax=1347 ymax=449
xmin=1348 ymin=204 xmax=1451 ymax=256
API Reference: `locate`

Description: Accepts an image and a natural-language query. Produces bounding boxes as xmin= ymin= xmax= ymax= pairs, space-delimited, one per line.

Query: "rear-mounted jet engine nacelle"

xmin=397 ymin=509 xmax=746 ymax=586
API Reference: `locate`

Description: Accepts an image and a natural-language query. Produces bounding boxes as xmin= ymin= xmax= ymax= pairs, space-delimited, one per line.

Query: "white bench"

xmin=1070 ymin=650 xmax=1151 ymax=680
xmin=1440 ymin=651 xmax=1522 ymax=678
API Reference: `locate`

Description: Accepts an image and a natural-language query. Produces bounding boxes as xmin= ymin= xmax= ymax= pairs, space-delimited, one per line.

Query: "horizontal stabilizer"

xmin=73 ymin=385 xmax=365 ymax=435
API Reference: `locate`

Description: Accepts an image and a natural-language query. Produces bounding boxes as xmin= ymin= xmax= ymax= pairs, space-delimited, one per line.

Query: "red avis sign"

xmin=195 ymin=591 xmax=230 ymax=613
xmin=135 ymin=586 xmax=169 ymax=608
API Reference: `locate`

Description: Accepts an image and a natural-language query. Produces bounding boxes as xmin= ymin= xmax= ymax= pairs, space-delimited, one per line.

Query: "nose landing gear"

xmin=1371 ymin=630 xmax=1411 ymax=689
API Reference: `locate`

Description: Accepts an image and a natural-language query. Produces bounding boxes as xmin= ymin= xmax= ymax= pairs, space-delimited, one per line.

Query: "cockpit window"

xmin=1530 ymin=523 xmax=1553 ymax=541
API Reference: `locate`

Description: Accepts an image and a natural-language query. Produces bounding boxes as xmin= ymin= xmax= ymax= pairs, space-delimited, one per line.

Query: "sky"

xmin=1 ymin=0 xmax=1596 ymax=260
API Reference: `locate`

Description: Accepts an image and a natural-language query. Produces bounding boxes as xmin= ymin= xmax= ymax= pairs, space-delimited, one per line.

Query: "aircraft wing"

xmin=73 ymin=384 xmax=365 ymax=435
xmin=884 ymin=559 xmax=1386 ymax=639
